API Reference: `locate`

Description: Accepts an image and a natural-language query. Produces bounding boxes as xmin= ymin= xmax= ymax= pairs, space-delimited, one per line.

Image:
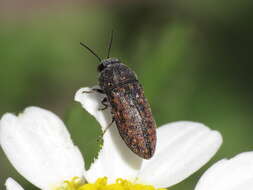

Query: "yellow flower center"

xmin=54 ymin=177 xmax=166 ymax=190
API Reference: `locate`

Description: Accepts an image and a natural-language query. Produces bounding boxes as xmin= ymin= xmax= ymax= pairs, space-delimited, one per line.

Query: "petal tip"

xmin=0 ymin=113 xmax=16 ymax=123
xmin=74 ymin=86 xmax=106 ymax=116
xmin=210 ymin=130 xmax=223 ymax=146
xmin=74 ymin=87 xmax=88 ymax=103
xmin=0 ymin=113 xmax=17 ymax=142
xmin=5 ymin=178 xmax=24 ymax=190
xmin=22 ymin=106 xmax=44 ymax=113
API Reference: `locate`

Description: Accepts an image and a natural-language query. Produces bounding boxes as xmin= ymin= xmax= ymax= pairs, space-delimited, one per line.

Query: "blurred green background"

xmin=0 ymin=1 xmax=253 ymax=190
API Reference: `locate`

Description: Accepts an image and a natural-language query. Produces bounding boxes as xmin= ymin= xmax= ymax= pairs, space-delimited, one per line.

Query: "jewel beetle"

xmin=80 ymin=31 xmax=157 ymax=159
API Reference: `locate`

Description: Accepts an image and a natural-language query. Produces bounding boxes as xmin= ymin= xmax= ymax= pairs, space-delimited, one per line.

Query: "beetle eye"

xmin=97 ymin=64 xmax=105 ymax=72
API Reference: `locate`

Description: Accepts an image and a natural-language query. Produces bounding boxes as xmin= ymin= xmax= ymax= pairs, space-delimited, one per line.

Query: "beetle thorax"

xmin=98 ymin=60 xmax=138 ymax=91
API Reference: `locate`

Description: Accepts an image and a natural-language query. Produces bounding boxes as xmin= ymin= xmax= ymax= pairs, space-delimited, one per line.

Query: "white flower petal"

xmin=195 ymin=152 xmax=253 ymax=190
xmin=138 ymin=121 xmax=222 ymax=188
xmin=75 ymin=86 xmax=109 ymax=131
xmin=5 ymin=178 xmax=24 ymax=190
xmin=0 ymin=107 xmax=84 ymax=189
xmin=75 ymin=87 xmax=143 ymax=183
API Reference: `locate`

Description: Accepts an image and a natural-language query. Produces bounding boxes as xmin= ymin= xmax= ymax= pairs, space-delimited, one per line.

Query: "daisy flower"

xmin=0 ymin=86 xmax=222 ymax=190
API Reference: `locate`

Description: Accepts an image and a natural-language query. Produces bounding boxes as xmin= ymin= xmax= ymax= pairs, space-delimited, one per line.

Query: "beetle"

xmin=80 ymin=32 xmax=157 ymax=159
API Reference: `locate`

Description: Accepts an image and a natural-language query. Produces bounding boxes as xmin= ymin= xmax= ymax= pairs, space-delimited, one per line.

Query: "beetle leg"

xmin=97 ymin=118 xmax=115 ymax=143
xmin=82 ymin=88 xmax=105 ymax=94
xmin=103 ymin=117 xmax=115 ymax=135
xmin=98 ymin=97 xmax=110 ymax=111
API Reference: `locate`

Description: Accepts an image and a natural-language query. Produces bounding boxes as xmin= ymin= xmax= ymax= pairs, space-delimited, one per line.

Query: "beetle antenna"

xmin=107 ymin=30 xmax=114 ymax=58
xmin=80 ymin=42 xmax=102 ymax=62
